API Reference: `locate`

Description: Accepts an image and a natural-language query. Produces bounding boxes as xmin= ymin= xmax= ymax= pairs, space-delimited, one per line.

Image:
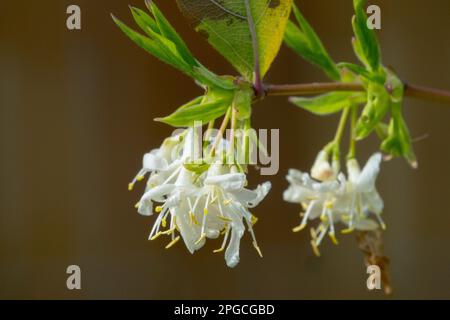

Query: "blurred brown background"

xmin=1 ymin=0 xmax=450 ymax=299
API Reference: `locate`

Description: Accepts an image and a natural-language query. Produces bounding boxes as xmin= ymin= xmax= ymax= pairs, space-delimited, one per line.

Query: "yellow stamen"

xmin=134 ymin=202 xmax=140 ymax=209
xmin=189 ymin=212 xmax=199 ymax=225
xmin=324 ymin=200 xmax=334 ymax=209
xmin=128 ymin=183 xmax=134 ymax=191
xmin=250 ymin=215 xmax=258 ymax=226
xmin=150 ymin=232 xmax=162 ymax=241
xmin=160 ymin=228 xmax=175 ymax=235
xmin=136 ymin=175 xmax=145 ymax=182
xmin=220 ymin=227 xmax=228 ymax=236
xmin=203 ymin=208 xmax=209 ymax=215
xmin=161 ymin=218 xmax=167 ymax=228
xmin=195 ymin=233 xmax=206 ymax=245
xmin=213 ymin=246 xmax=225 ymax=253
xmin=293 ymin=223 xmax=307 ymax=233
xmin=329 ymin=232 xmax=339 ymax=245
xmin=341 ymin=227 xmax=355 ymax=234
xmin=218 ymin=215 xmax=232 ymax=222
xmin=223 ymin=199 xmax=231 ymax=206
xmin=165 ymin=236 xmax=180 ymax=249
xmin=310 ymin=240 xmax=321 ymax=257
xmin=210 ymin=196 xmax=218 ymax=204
xmin=155 ymin=206 xmax=163 ymax=213
xmin=310 ymin=228 xmax=317 ymax=239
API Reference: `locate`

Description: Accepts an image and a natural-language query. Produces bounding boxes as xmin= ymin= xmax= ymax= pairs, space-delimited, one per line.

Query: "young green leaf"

xmin=284 ymin=5 xmax=340 ymax=81
xmin=112 ymin=15 xmax=193 ymax=76
xmin=289 ymin=91 xmax=366 ymax=116
xmin=176 ymin=0 xmax=293 ymax=80
xmin=155 ymin=99 xmax=230 ymax=127
xmin=352 ymin=0 xmax=381 ymax=73
xmin=144 ymin=0 xmax=198 ymax=67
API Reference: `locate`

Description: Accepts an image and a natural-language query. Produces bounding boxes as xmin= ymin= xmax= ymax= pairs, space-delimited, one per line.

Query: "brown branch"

xmin=264 ymin=82 xmax=450 ymax=105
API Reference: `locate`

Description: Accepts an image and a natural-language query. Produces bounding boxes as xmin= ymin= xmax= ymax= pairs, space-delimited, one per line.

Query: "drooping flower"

xmin=284 ymin=153 xmax=385 ymax=256
xmin=189 ymin=162 xmax=271 ymax=267
xmin=129 ymin=129 xmax=271 ymax=267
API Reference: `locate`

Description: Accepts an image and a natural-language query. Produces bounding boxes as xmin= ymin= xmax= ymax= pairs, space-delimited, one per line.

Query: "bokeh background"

xmin=1 ymin=0 xmax=450 ymax=299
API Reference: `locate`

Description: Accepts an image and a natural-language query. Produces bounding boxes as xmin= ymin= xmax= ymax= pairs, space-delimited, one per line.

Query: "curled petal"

xmin=247 ymin=182 xmax=272 ymax=208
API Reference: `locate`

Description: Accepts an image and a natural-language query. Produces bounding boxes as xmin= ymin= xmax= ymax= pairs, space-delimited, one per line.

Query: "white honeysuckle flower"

xmin=284 ymin=152 xmax=385 ymax=257
xmin=129 ymin=128 xmax=271 ymax=268
xmin=144 ymin=167 xmax=205 ymax=253
xmin=187 ymin=162 xmax=271 ymax=268
xmin=341 ymin=153 xmax=385 ymax=232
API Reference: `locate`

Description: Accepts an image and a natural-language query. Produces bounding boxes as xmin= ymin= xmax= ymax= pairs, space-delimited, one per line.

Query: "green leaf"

xmin=176 ymin=0 xmax=293 ymax=80
xmin=156 ymin=98 xmax=230 ymax=127
xmin=289 ymin=91 xmax=366 ymax=116
xmin=192 ymin=66 xmax=237 ymax=90
xmin=284 ymin=5 xmax=340 ymax=81
xmin=352 ymin=0 xmax=381 ymax=73
xmin=355 ymin=83 xmax=390 ymax=140
xmin=144 ymin=0 xmax=198 ymax=67
xmin=112 ymin=14 xmax=193 ymax=75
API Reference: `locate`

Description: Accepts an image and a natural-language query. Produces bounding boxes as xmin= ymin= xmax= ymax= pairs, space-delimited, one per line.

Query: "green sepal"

xmin=233 ymin=85 xmax=254 ymax=120
xmin=355 ymin=83 xmax=390 ymax=140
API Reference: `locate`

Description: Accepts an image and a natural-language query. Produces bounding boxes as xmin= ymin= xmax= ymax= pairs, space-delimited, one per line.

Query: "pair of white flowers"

xmin=284 ymin=152 xmax=385 ymax=256
xmin=129 ymin=128 xmax=271 ymax=268
xmin=129 ymin=127 xmax=385 ymax=264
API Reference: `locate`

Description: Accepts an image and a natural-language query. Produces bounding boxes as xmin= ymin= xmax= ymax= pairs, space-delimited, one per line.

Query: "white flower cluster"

xmin=284 ymin=153 xmax=385 ymax=257
xmin=129 ymin=128 xmax=271 ymax=267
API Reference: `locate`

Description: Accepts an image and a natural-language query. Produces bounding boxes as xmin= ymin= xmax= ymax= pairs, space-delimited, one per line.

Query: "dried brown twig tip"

xmin=356 ymin=230 xmax=393 ymax=295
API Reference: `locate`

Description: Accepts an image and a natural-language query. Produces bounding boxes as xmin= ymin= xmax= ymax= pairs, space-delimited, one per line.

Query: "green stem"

xmin=335 ymin=107 xmax=350 ymax=146
xmin=347 ymin=105 xmax=358 ymax=160
xmin=209 ymin=108 xmax=231 ymax=158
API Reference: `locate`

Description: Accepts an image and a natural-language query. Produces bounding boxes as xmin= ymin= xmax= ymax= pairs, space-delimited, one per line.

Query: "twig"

xmin=264 ymin=82 xmax=450 ymax=104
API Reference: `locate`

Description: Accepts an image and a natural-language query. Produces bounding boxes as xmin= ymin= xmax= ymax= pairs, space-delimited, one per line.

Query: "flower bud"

xmin=311 ymin=151 xmax=335 ymax=181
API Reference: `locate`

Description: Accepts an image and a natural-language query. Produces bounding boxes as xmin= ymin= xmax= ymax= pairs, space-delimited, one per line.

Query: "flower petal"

xmin=362 ymin=189 xmax=384 ymax=214
xmin=224 ymin=220 xmax=245 ymax=268
xmin=354 ymin=218 xmax=379 ymax=231
xmin=356 ymin=153 xmax=382 ymax=192
xmin=174 ymin=201 xmax=204 ymax=254
xmin=143 ymin=152 xmax=169 ymax=171
xmin=247 ymin=182 xmax=271 ymax=208
xmin=205 ymin=173 xmax=246 ymax=191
